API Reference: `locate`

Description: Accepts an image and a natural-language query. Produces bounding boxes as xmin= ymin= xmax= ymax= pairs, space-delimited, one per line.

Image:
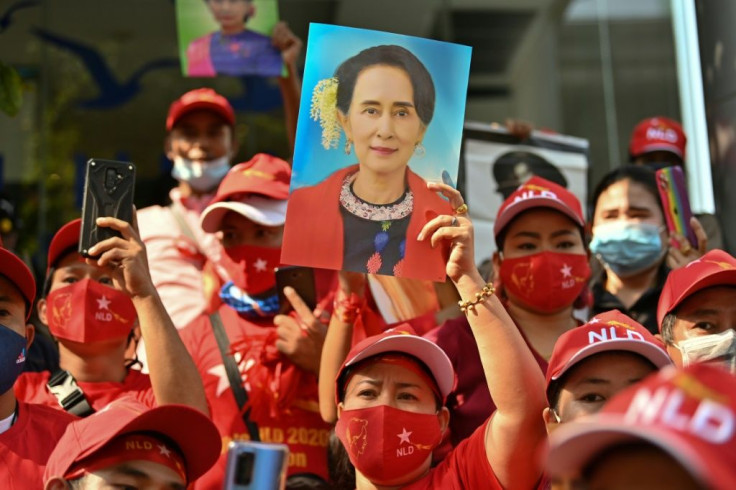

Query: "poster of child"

xmin=281 ymin=24 xmax=472 ymax=282
xmin=176 ymin=0 xmax=283 ymax=77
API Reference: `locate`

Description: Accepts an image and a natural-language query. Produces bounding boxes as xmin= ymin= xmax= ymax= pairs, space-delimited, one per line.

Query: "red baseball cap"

xmin=335 ymin=325 xmax=455 ymax=404
xmin=166 ymin=88 xmax=235 ymax=131
xmin=629 ymin=116 xmax=687 ymax=160
xmin=493 ymin=176 xmax=584 ymax=243
xmin=546 ymin=363 xmax=736 ymax=489
xmin=657 ymin=249 xmax=736 ymax=329
xmin=200 ymin=154 xmax=291 ymax=232
xmin=47 ymin=219 xmax=81 ymax=273
xmin=546 ymin=310 xmax=671 ymax=403
xmin=0 ymin=247 xmax=35 ymax=320
xmin=44 ymin=398 xmax=221 ymax=484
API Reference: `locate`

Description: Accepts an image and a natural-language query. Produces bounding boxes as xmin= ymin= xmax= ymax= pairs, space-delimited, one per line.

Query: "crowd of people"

xmin=2 ymin=22 xmax=736 ymax=490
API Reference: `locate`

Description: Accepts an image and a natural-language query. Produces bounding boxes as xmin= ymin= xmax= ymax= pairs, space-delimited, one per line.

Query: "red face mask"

xmin=45 ymin=278 xmax=137 ymax=343
xmin=499 ymin=251 xmax=591 ymax=313
xmin=335 ymin=405 xmax=442 ymax=485
xmin=220 ymin=245 xmax=281 ymax=295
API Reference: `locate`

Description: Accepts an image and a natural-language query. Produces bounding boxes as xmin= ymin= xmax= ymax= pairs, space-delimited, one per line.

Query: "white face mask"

xmin=171 ymin=155 xmax=230 ymax=193
xmin=675 ymin=329 xmax=736 ymax=373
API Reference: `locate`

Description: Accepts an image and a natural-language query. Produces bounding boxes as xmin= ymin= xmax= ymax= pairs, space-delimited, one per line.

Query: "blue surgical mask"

xmin=0 ymin=324 xmax=27 ymax=394
xmin=171 ymin=155 xmax=230 ymax=193
xmin=590 ymin=221 xmax=665 ymax=277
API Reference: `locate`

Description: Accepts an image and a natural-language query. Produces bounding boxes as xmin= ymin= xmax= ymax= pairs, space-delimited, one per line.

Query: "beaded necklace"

xmin=339 ymin=173 xmax=413 ymax=275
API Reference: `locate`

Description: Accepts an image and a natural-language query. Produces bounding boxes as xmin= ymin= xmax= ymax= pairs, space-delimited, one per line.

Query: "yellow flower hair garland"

xmin=310 ymin=77 xmax=341 ymax=150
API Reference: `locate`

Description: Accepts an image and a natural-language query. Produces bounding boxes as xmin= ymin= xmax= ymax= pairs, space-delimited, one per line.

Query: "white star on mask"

xmin=158 ymin=444 xmax=172 ymax=457
xmin=560 ymin=264 xmax=572 ymax=278
xmin=97 ymin=295 xmax=112 ymax=310
xmin=254 ymin=258 xmax=268 ymax=272
xmin=397 ymin=428 xmax=412 ymax=445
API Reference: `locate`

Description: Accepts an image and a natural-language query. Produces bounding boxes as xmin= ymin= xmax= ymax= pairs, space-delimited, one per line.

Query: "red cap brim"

xmin=0 ymin=248 xmax=35 ymax=319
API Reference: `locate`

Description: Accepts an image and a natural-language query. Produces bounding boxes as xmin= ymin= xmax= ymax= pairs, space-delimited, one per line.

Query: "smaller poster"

xmin=176 ymin=0 xmax=282 ymax=77
xmin=281 ymin=24 xmax=472 ymax=282
xmin=461 ymin=122 xmax=590 ymax=263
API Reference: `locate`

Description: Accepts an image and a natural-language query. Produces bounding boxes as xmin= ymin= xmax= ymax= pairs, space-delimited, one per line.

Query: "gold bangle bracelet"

xmin=458 ymin=283 xmax=495 ymax=314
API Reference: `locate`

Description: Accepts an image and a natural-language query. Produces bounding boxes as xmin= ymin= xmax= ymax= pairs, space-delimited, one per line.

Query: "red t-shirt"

xmin=179 ymin=305 xmax=332 ymax=489
xmin=404 ymin=421 xmax=500 ymax=489
xmin=0 ymin=401 xmax=76 ymax=488
xmin=425 ymin=315 xmax=549 ymax=446
xmin=14 ymin=369 xmax=156 ymax=411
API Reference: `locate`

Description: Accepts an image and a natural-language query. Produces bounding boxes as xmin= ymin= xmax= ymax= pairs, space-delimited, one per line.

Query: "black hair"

xmin=336 ymin=351 xmax=443 ymax=411
xmin=334 ymin=45 xmax=435 ymax=127
xmin=328 ymin=430 xmax=356 ymax=490
xmin=590 ymin=165 xmax=664 ymax=224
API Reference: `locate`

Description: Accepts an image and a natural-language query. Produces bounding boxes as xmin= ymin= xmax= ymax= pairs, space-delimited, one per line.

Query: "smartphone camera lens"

xmin=235 ymin=452 xmax=255 ymax=485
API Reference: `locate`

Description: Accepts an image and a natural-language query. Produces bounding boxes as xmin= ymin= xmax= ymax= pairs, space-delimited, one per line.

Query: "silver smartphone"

xmin=223 ymin=441 xmax=289 ymax=490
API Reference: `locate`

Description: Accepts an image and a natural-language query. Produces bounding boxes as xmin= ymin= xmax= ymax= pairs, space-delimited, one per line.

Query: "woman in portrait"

xmin=282 ymin=45 xmax=454 ymax=282
xmin=186 ymin=0 xmax=282 ymax=77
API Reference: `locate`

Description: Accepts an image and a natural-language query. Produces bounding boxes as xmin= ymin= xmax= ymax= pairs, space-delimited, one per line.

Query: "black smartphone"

xmin=275 ymin=266 xmax=316 ymax=314
xmin=78 ymin=159 xmax=136 ymax=257
xmin=223 ymin=441 xmax=289 ymax=490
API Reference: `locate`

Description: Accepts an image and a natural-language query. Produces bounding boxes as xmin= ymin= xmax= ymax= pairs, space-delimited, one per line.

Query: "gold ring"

xmin=455 ymin=203 xmax=468 ymax=215
xmin=680 ymin=243 xmax=692 ymax=254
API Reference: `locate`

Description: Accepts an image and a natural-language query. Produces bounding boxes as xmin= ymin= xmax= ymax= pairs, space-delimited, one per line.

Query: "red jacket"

xmin=282 ymin=165 xmax=451 ymax=282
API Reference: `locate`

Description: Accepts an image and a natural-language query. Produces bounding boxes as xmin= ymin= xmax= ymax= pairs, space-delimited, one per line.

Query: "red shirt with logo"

xmin=14 ymin=369 xmax=155 ymax=411
xmin=404 ymin=421 xmax=500 ymax=489
xmin=0 ymin=401 xmax=76 ymax=489
xmin=179 ymin=304 xmax=331 ymax=489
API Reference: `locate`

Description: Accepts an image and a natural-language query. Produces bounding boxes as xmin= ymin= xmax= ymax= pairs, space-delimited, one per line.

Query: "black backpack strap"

xmin=209 ymin=311 xmax=261 ymax=442
xmin=46 ymin=370 xmax=95 ymax=417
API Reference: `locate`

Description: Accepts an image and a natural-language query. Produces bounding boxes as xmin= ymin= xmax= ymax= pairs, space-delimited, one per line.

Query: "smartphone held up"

xmin=78 ymin=159 xmax=136 ymax=257
xmin=224 ymin=441 xmax=289 ymax=490
xmin=655 ymin=165 xmax=697 ymax=250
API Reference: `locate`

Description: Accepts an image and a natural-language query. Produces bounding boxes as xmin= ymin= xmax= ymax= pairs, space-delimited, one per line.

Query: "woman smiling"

xmin=282 ymin=45 xmax=453 ymax=282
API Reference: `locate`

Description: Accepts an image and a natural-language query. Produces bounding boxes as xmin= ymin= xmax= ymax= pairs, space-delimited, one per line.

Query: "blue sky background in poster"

xmin=290 ymin=23 xmax=472 ymax=190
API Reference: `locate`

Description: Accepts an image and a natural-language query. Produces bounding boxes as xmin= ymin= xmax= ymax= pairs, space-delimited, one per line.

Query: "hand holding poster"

xmin=176 ymin=0 xmax=283 ymax=77
xmin=281 ymin=24 xmax=472 ymax=282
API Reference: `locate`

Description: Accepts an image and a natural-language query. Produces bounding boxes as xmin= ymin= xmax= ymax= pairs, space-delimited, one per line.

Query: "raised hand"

xmin=274 ymin=286 xmax=327 ymax=375
xmin=86 ymin=209 xmax=155 ymax=300
xmin=417 ymin=181 xmax=475 ymax=282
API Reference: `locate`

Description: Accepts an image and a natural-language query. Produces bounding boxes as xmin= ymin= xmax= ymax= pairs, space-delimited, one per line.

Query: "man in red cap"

xmin=0 ymin=245 xmax=76 ymax=488
xmin=629 ymin=116 xmax=687 ymax=169
xmin=546 ymin=363 xmax=736 ymax=489
xmin=544 ymin=309 xmax=671 ymax=429
xmin=628 ymin=116 xmax=723 ymax=250
xmin=657 ymin=249 xmax=736 ymax=371
xmin=179 ymin=155 xmax=333 ymax=489
xmin=426 ymin=175 xmax=591 ymax=444
xmin=14 ymin=216 xmax=208 ymax=417
xmin=43 ymin=398 xmax=221 ymax=489
xmin=138 ymin=25 xmax=302 ymax=333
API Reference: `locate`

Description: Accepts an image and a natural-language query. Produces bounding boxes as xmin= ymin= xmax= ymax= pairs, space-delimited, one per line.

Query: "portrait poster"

xmin=175 ymin=0 xmax=282 ymax=77
xmin=281 ymin=24 xmax=472 ymax=282
xmin=461 ymin=121 xmax=590 ymax=263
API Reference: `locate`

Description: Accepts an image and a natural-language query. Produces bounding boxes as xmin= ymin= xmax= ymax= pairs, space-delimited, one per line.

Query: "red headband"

xmin=64 ymin=433 xmax=187 ymax=482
